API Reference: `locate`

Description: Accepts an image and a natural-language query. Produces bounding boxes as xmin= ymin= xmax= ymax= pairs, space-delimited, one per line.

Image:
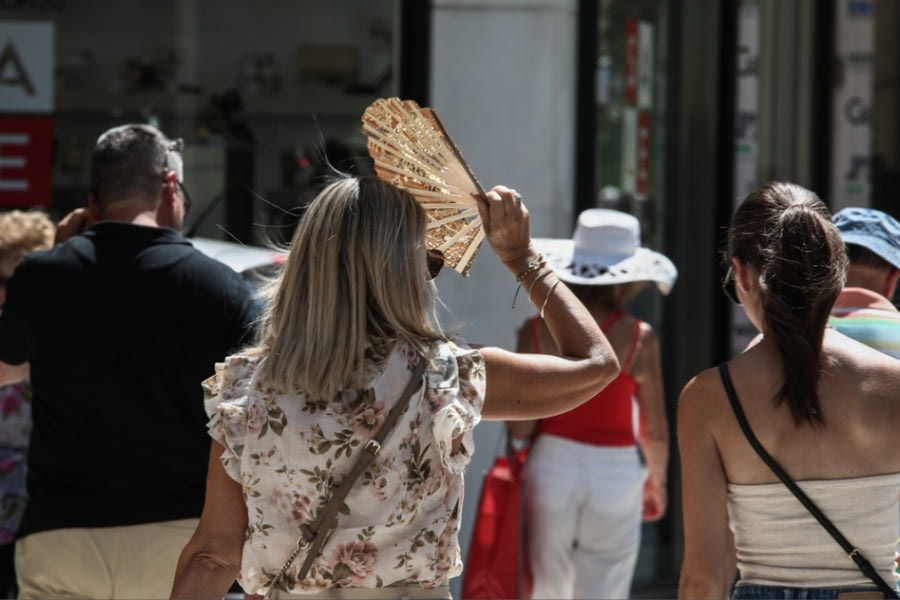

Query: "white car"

xmin=189 ymin=237 xmax=286 ymax=292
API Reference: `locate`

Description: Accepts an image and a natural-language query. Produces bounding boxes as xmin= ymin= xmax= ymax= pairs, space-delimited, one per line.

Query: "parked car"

xmin=189 ymin=237 xmax=286 ymax=294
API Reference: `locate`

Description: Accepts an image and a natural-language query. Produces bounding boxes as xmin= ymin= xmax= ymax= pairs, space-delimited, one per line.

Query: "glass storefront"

xmin=1 ymin=1 xmax=404 ymax=246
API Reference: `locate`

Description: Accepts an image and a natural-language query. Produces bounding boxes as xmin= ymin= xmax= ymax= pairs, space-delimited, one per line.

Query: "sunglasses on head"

xmin=426 ymin=249 xmax=444 ymax=281
xmin=162 ymin=138 xmax=191 ymax=215
xmin=721 ymin=265 xmax=740 ymax=305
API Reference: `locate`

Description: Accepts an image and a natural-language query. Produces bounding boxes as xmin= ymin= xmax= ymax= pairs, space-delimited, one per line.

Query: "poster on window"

xmin=624 ymin=19 xmax=654 ymax=109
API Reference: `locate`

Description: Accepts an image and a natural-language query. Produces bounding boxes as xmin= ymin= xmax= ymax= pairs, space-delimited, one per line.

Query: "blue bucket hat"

xmin=833 ymin=207 xmax=900 ymax=270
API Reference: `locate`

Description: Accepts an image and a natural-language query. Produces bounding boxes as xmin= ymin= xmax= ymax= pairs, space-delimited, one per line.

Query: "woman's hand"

xmin=474 ymin=185 xmax=535 ymax=267
xmin=642 ymin=476 xmax=668 ymax=522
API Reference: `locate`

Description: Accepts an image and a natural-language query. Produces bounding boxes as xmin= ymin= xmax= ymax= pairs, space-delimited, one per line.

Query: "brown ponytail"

xmin=726 ymin=182 xmax=847 ymax=425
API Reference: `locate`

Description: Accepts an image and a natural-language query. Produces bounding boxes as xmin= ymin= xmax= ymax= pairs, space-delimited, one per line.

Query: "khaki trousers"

xmin=15 ymin=518 xmax=199 ymax=599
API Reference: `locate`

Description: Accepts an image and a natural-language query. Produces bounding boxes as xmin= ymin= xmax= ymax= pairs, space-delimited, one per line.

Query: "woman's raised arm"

xmin=474 ymin=186 xmax=619 ymax=421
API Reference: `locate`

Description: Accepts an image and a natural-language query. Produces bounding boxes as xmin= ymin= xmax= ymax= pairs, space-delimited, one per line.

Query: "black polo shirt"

xmin=0 ymin=222 xmax=260 ymax=538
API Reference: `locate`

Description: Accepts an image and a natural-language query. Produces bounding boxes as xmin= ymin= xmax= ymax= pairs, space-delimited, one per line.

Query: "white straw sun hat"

xmin=533 ymin=209 xmax=678 ymax=295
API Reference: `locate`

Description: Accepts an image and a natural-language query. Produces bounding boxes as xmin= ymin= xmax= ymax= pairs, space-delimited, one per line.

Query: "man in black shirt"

xmin=0 ymin=124 xmax=260 ymax=598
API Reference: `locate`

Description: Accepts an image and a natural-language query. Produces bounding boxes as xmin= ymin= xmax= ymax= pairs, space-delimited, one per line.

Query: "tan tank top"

xmin=727 ymin=471 xmax=900 ymax=587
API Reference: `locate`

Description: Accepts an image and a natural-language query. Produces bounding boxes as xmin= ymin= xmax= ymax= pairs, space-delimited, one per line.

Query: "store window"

xmin=0 ymin=0 xmax=405 ymax=245
xmin=592 ymin=0 xmax=668 ymax=254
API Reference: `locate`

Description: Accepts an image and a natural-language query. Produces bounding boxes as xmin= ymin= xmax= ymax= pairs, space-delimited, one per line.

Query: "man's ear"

xmin=161 ymin=170 xmax=178 ymax=201
xmin=884 ymin=267 xmax=900 ymax=299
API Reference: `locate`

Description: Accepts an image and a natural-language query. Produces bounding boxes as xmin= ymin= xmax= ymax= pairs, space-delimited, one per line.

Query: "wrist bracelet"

xmin=511 ymin=254 xmax=546 ymax=309
xmin=527 ymin=268 xmax=553 ymax=300
xmin=540 ymin=280 xmax=562 ymax=319
xmin=515 ymin=254 xmax=545 ymax=282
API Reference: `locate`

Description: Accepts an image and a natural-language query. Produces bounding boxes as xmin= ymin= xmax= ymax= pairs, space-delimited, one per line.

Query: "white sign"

xmin=0 ymin=21 xmax=55 ymax=114
xmin=830 ymin=0 xmax=873 ymax=210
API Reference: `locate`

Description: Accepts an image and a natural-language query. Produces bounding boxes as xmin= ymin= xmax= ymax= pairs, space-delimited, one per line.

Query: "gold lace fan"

xmin=362 ymin=97 xmax=486 ymax=277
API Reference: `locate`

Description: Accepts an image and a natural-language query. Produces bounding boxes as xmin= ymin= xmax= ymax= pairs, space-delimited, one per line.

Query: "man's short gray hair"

xmin=90 ymin=123 xmax=183 ymax=209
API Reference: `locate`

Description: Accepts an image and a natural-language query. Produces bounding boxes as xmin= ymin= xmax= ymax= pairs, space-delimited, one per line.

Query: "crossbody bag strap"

xmin=266 ymin=358 xmax=428 ymax=598
xmin=717 ymin=363 xmax=898 ymax=599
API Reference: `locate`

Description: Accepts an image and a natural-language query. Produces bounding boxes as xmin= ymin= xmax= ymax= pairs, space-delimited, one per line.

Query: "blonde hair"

xmin=0 ymin=210 xmax=55 ymax=264
xmin=251 ymin=175 xmax=444 ymax=400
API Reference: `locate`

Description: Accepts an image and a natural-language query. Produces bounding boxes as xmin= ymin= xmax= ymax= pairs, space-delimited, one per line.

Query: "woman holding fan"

xmin=170 ymin=175 xmax=620 ymax=599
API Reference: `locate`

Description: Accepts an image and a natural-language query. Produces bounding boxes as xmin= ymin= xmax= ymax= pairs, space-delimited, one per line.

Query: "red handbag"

xmin=462 ymin=441 xmax=532 ymax=599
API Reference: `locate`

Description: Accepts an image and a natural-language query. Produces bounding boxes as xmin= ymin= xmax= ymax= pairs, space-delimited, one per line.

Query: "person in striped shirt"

xmin=829 ymin=207 xmax=900 ymax=359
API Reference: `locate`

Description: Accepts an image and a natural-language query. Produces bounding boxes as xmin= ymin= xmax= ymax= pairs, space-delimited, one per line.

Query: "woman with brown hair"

xmin=678 ymin=182 xmax=900 ymax=599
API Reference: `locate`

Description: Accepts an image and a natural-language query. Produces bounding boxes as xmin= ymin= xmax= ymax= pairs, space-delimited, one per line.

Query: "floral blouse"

xmin=203 ymin=336 xmax=485 ymax=596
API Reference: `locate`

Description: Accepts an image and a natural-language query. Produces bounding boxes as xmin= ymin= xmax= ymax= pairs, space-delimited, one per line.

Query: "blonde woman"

xmin=0 ymin=210 xmax=54 ymax=598
xmin=170 ymin=175 xmax=620 ymax=599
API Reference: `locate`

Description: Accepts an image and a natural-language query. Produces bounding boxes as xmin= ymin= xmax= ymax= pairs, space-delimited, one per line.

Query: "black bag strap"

xmin=717 ymin=363 xmax=898 ymax=598
xmin=265 ymin=358 xmax=427 ymax=598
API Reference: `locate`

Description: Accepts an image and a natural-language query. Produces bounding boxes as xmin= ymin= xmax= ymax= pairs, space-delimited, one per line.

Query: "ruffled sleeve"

xmin=202 ymin=354 xmax=257 ymax=482
xmin=427 ymin=337 xmax=486 ymax=474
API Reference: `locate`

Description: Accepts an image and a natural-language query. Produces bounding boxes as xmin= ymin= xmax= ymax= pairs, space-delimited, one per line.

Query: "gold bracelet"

xmin=540 ymin=280 xmax=561 ymax=319
xmin=527 ymin=268 xmax=553 ymax=300
xmin=511 ymin=254 xmax=546 ymax=308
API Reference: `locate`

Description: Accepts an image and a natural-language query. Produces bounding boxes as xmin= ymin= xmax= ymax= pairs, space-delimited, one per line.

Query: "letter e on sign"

xmin=0 ymin=117 xmax=53 ymax=208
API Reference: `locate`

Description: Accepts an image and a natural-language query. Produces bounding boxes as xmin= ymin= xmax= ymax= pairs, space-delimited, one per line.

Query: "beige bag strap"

xmin=265 ymin=358 xmax=427 ymax=598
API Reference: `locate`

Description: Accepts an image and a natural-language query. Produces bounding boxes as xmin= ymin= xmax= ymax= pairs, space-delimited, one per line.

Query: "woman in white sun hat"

xmin=506 ymin=208 xmax=677 ymax=600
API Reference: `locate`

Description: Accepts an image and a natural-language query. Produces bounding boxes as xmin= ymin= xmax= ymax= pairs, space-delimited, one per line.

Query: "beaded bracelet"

xmin=540 ymin=280 xmax=562 ymax=319
xmin=511 ymin=254 xmax=546 ymax=308
xmin=516 ymin=254 xmax=545 ymax=282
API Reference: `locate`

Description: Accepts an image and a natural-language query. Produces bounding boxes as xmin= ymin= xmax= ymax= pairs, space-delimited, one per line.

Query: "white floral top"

xmin=203 ymin=336 xmax=485 ymax=596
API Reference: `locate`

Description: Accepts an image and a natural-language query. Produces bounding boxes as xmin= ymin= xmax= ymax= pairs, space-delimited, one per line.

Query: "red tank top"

xmin=534 ymin=311 xmax=641 ymax=446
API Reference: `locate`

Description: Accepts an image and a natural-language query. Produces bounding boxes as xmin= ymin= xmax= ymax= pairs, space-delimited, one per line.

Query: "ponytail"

xmin=727 ymin=182 xmax=847 ymax=426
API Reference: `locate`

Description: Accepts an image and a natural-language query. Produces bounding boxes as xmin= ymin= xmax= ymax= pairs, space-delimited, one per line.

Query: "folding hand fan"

xmin=362 ymin=97 xmax=486 ymax=277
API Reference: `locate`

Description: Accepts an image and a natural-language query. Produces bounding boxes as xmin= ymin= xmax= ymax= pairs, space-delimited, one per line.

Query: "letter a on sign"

xmin=0 ymin=43 xmax=36 ymax=95
xmin=0 ymin=21 xmax=54 ymax=113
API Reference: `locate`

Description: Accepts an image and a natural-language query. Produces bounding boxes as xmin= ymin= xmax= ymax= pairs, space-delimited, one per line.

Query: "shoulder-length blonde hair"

xmin=251 ymin=175 xmax=444 ymax=400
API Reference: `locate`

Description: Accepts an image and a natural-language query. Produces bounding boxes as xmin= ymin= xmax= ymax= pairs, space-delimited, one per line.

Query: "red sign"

xmin=624 ymin=19 xmax=639 ymax=105
xmin=636 ymin=111 xmax=651 ymax=197
xmin=0 ymin=116 xmax=53 ymax=208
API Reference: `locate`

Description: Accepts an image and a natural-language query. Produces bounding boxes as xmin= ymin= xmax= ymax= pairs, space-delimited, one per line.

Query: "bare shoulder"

xmin=825 ymin=329 xmax=900 ymax=395
xmin=677 ymin=366 xmax=724 ymax=425
xmin=636 ymin=320 xmax=659 ymax=351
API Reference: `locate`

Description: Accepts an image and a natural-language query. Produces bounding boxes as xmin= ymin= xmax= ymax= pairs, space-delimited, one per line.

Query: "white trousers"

xmin=524 ymin=435 xmax=646 ymax=600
